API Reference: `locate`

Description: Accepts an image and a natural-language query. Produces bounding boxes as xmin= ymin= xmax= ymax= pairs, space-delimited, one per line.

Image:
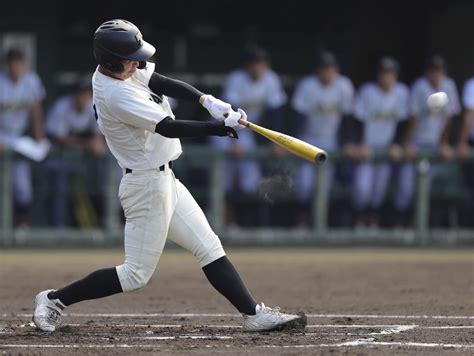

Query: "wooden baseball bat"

xmin=238 ymin=119 xmax=328 ymax=164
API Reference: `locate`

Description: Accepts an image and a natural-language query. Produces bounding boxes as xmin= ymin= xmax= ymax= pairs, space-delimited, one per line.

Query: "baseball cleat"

xmin=32 ymin=289 xmax=66 ymax=332
xmin=242 ymin=302 xmax=307 ymax=332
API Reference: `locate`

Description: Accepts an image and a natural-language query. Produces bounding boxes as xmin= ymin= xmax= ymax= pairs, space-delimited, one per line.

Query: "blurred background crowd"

xmin=0 ymin=0 xmax=473 ymax=235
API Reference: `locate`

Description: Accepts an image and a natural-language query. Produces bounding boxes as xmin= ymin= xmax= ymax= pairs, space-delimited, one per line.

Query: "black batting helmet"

xmin=93 ymin=19 xmax=155 ymax=73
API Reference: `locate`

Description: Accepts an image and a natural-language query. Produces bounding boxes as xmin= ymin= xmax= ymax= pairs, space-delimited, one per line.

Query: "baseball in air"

xmin=427 ymin=91 xmax=448 ymax=113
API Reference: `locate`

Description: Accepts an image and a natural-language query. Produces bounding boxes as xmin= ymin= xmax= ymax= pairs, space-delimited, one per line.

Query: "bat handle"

xmin=238 ymin=118 xmax=250 ymax=128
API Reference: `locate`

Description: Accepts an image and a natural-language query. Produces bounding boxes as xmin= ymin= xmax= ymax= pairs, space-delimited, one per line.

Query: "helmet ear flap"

xmin=105 ymin=59 xmax=124 ymax=73
xmin=94 ymin=44 xmax=125 ymax=73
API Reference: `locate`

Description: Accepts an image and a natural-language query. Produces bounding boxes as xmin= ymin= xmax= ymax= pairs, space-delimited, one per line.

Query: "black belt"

xmin=125 ymin=161 xmax=173 ymax=174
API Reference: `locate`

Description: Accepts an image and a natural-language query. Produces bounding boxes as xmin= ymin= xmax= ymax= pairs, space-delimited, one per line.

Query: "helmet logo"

xmin=135 ymin=32 xmax=143 ymax=46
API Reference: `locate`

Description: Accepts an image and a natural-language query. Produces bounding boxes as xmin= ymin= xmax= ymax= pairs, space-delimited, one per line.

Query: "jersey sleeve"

xmin=265 ymin=71 xmax=287 ymax=108
xmin=108 ymin=87 xmax=168 ymax=132
xmin=340 ymin=77 xmax=355 ymax=114
xmin=133 ymin=62 xmax=156 ymax=85
xmin=409 ymin=80 xmax=424 ymax=117
xmin=396 ymin=85 xmax=410 ymax=121
xmin=354 ymin=85 xmax=370 ymax=122
xmin=222 ymin=71 xmax=245 ymax=107
xmin=29 ymin=72 xmax=46 ymax=103
xmin=446 ymin=79 xmax=461 ymax=116
xmin=462 ymin=78 xmax=474 ymax=109
xmin=45 ymin=98 xmax=68 ymax=137
xmin=291 ymin=79 xmax=311 ymax=114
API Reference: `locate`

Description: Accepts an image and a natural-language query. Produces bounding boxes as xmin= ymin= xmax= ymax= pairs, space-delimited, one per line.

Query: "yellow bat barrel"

xmin=239 ymin=119 xmax=328 ymax=164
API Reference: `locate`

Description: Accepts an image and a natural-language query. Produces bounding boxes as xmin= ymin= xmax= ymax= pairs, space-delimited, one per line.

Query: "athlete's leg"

xmin=12 ymin=159 xmax=33 ymax=223
xmin=370 ymin=163 xmax=392 ymax=209
xmin=295 ymin=161 xmax=315 ymax=203
xmin=167 ymin=176 xmax=257 ymax=315
xmin=395 ymin=162 xmax=416 ymax=212
xmin=48 ymin=170 xmax=175 ymax=306
xmin=352 ymin=162 xmax=373 ymax=211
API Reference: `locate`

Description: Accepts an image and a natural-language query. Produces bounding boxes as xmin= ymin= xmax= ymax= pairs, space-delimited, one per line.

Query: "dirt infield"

xmin=0 ymin=248 xmax=473 ymax=355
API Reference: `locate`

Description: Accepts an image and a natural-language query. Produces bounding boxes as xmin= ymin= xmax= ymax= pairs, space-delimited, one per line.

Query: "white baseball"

xmin=427 ymin=91 xmax=448 ymax=112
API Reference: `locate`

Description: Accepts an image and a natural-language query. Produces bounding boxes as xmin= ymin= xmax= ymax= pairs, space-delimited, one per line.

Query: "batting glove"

xmin=202 ymin=95 xmax=232 ymax=121
xmin=224 ymin=108 xmax=246 ymax=130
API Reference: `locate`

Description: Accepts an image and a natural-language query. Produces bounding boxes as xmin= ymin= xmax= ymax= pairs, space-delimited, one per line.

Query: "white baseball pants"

xmin=116 ymin=165 xmax=225 ymax=292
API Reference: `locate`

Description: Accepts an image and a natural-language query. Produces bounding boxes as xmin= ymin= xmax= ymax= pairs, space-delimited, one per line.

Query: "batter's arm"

xmin=149 ymin=73 xmax=232 ymax=121
xmin=155 ymin=117 xmax=237 ymax=139
xmin=149 ymin=73 xmax=204 ymax=101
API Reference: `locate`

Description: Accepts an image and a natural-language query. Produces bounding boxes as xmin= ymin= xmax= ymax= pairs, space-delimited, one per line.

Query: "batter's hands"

xmin=224 ymin=109 xmax=246 ymax=130
xmin=201 ymin=95 xmax=232 ymax=121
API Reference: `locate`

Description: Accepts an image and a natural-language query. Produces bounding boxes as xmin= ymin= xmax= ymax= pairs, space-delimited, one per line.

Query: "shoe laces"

xmin=46 ymin=307 xmax=61 ymax=324
xmin=261 ymin=303 xmax=282 ymax=315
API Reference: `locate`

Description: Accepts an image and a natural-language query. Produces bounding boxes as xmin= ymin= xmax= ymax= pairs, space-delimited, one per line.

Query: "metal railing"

xmin=1 ymin=146 xmax=474 ymax=247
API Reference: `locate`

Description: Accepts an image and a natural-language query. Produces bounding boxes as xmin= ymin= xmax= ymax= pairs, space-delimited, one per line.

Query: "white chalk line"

xmin=2 ymin=341 xmax=474 ymax=349
xmin=3 ymin=312 xmax=474 ymax=319
xmin=9 ymin=322 xmax=474 ymax=330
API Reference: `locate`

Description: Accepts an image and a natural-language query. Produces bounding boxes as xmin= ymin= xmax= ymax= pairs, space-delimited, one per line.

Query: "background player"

xmin=458 ymin=77 xmax=474 ymax=159
xmin=457 ymin=76 xmax=474 ymax=221
xmin=351 ymin=57 xmax=409 ymax=227
xmin=395 ymin=55 xmax=460 ymax=223
xmin=211 ymin=46 xmax=287 ymax=225
xmin=0 ymin=48 xmax=46 ymax=226
xmin=33 ymin=19 xmax=304 ymax=333
xmin=291 ymin=51 xmax=353 ymax=225
xmin=45 ymin=77 xmax=105 ymax=227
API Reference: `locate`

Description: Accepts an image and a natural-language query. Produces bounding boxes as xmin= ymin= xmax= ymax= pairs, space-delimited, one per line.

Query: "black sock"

xmin=202 ymin=256 xmax=257 ymax=315
xmin=47 ymin=267 xmax=123 ymax=306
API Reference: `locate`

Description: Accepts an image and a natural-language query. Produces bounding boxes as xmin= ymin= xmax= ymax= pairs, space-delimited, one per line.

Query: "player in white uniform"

xmin=0 ymin=49 xmax=45 ymax=226
xmin=32 ymin=20 xmax=304 ymax=333
xmin=351 ymin=58 xmax=409 ymax=226
xmin=292 ymin=51 xmax=353 ymax=222
xmin=45 ymin=78 xmax=105 ymax=226
xmin=458 ymin=77 xmax=474 ymax=156
xmin=456 ymin=77 xmax=474 ymax=201
xmin=212 ymin=47 xmax=287 ymax=198
xmin=395 ymin=55 xmax=460 ymax=219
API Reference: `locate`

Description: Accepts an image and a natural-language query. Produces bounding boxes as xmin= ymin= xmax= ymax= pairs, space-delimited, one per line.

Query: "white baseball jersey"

xmin=410 ymin=76 xmax=460 ymax=147
xmin=0 ymin=71 xmax=45 ymax=137
xmin=292 ymin=74 xmax=353 ymax=150
xmin=92 ymin=62 xmax=182 ymax=170
xmin=354 ymin=82 xmax=409 ymax=148
xmin=462 ymin=77 xmax=474 ymax=140
xmin=223 ymin=69 xmax=287 ymax=123
xmin=46 ymin=95 xmax=98 ymax=138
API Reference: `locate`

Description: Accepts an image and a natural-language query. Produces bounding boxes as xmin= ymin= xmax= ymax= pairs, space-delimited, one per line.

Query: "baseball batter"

xmin=32 ymin=19 xmax=304 ymax=333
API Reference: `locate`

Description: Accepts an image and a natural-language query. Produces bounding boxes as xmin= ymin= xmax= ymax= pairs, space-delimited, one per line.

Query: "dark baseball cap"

xmin=244 ymin=45 xmax=269 ymax=63
xmin=315 ymin=50 xmax=338 ymax=69
xmin=6 ymin=48 xmax=25 ymax=62
xmin=425 ymin=55 xmax=447 ymax=71
xmin=377 ymin=56 xmax=399 ymax=74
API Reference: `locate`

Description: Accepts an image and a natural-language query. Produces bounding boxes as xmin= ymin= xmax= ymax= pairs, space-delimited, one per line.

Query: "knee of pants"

xmin=116 ymin=262 xmax=155 ymax=292
xmin=194 ymin=232 xmax=226 ymax=268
